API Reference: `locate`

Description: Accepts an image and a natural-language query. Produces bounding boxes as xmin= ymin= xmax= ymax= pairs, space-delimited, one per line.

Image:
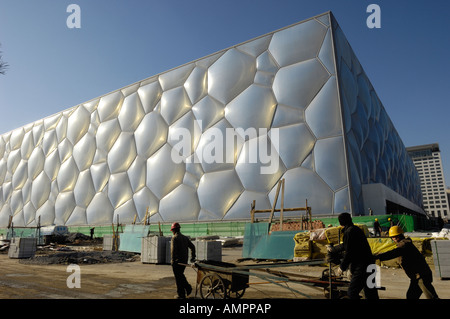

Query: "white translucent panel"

xmin=0 ymin=159 xmax=6 ymax=184
xmin=107 ymin=132 xmax=137 ymax=174
xmin=86 ymin=190 xmax=113 ymax=224
xmin=54 ymin=191 xmax=76 ymax=225
xmin=42 ymin=130 xmax=58 ymax=156
xmin=35 ymin=200 xmax=55 ymax=226
xmin=58 ymin=139 xmax=73 ymax=164
xmin=23 ymin=202 xmax=36 ymax=226
xmin=269 ymin=19 xmax=327 ymax=67
xmin=195 ymin=119 xmax=243 ymax=173
xmin=271 ymin=104 xmax=304 ymax=128
xmin=12 ymin=160 xmax=27 ymax=190
xmin=305 ymin=76 xmax=342 ymax=138
xmin=108 ymin=172 xmax=133 ymax=208
xmin=158 ymin=63 xmax=195 ymax=91
xmin=20 ymin=130 xmax=34 ymax=160
xmin=168 ymin=111 xmax=201 ymax=161
xmin=159 ymin=184 xmax=200 ymax=221
xmin=96 ymin=119 xmax=121 ymax=152
xmin=121 ymin=83 xmax=139 ymax=98
xmin=31 ymin=172 xmax=51 ymax=209
xmin=254 ymin=71 xmax=274 ymax=87
xmin=0 ymin=139 xmax=5 ymax=157
xmin=21 ymin=179 xmax=31 ymax=203
xmin=73 ymin=133 xmax=96 ymax=171
xmin=83 ymin=98 xmax=99 ymax=112
xmin=197 ymin=170 xmax=244 ymax=219
xmin=67 ymin=106 xmax=90 ymax=145
xmin=10 ymin=189 xmax=23 ymax=215
xmin=160 ymin=87 xmax=192 ymax=125
xmin=314 ymin=137 xmax=348 ymax=191
xmin=272 ymin=123 xmax=315 ymax=169
xmin=7 ymin=149 xmax=21 ymax=174
xmin=138 ymin=81 xmax=162 ymax=113
xmin=184 ymin=66 xmax=208 ymax=104
xmin=316 ymin=13 xmax=330 ymax=26
xmin=11 ymin=210 xmax=25 ymax=227
xmin=224 ymin=190 xmax=271 ymax=220
xmin=146 ymin=144 xmax=185 ymax=199
xmin=196 ymin=51 xmax=224 ymax=69
xmin=269 ymin=167 xmax=333 ymax=215
xmin=32 ymin=124 xmax=44 ymax=147
xmin=127 ymin=156 xmax=146 ymax=192
xmin=133 ymin=186 xmax=159 ymax=222
xmin=237 ymin=34 xmax=272 ymax=57
xmin=44 ymin=149 xmax=61 ymax=181
xmin=208 ymin=48 xmax=256 ymax=104
xmin=44 ymin=113 xmax=62 ymax=131
xmin=318 ymin=29 xmax=335 ymax=74
xmin=225 ymin=85 xmax=277 ymax=133
xmin=55 ymin=115 xmax=68 ymax=143
xmin=273 ymin=59 xmax=329 ymax=110
xmin=134 ymin=112 xmax=168 ymax=158
xmin=185 ymin=154 xmax=204 ymax=180
xmin=235 ymin=135 xmax=286 ymax=193
xmin=90 ymin=162 xmax=110 ymax=192
xmin=65 ymin=206 xmax=87 ymax=225
xmin=28 ymin=148 xmax=45 ymax=180
xmin=256 ymin=51 xmax=279 ymax=73
xmin=191 ymin=96 xmax=224 ymax=132
xmin=118 ymin=92 xmax=145 ymax=132
xmin=0 ymin=204 xmax=11 ymax=226
xmin=56 ymin=157 xmax=79 ymax=192
xmin=114 ymin=199 xmax=137 ymax=224
xmin=10 ymin=128 xmax=25 ymax=151
xmin=73 ymin=170 xmax=95 ymax=208
xmin=97 ymin=91 xmax=124 ymax=122
xmin=183 ymin=172 xmax=199 ymax=189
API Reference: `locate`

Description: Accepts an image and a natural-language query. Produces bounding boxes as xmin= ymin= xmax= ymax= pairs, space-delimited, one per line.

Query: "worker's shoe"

xmin=186 ymin=285 xmax=192 ymax=297
xmin=175 ymin=295 xmax=186 ymax=299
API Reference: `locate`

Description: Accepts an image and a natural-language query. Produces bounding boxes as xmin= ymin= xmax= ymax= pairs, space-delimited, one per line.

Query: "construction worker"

xmin=170 ymin=222 xmax=196 ymax=299
xmin=328 ymin=213 xmax=379 ymax=299
xmin=373 ymin=218 xmax=382 ymax=237
xmin=374 ymin=226 xmax=439 ymax=299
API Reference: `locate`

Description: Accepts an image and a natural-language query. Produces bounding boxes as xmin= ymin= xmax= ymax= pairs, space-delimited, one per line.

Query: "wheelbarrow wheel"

xmin=228 ymin=287 xmax=246 ymax=299
xmin=199 ymin=274 xmax=226 ymax=299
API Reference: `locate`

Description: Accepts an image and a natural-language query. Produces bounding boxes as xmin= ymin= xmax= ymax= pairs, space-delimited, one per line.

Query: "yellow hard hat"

xmin=375 ymin=218 xmax=378 ymax=221
xmin=389 ymin=226 xmax=403 ymax=237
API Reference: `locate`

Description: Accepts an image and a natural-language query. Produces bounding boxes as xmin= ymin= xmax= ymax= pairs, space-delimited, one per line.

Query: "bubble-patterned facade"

xmin=0 ymin=12 xmax=423 ymax=227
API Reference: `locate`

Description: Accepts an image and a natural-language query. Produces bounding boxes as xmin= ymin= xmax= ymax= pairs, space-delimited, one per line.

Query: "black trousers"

xmin=407 ymin=271 xmax=439 ymax=299
xmin=172 ymin=263 xmax=192 ymax=298
xmin=347 ymin=265 xmax=379 ymax=299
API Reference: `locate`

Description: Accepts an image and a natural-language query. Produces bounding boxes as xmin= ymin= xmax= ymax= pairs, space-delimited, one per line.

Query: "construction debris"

xmin=19 ymin=250 xmax=139 ymax=265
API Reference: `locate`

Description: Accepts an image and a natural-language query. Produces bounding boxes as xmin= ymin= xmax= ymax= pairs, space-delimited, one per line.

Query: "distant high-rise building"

xmin=407 ymin=143 xmax=449 ymax=218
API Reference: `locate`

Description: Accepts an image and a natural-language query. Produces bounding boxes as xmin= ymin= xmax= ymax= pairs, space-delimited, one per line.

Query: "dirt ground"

xmin=1 ymin=245 xmax=450 ymax=300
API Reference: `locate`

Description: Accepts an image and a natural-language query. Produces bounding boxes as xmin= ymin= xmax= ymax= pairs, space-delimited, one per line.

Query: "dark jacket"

xmin=376 ymin=237 xmax=431 ymax=279
xmin=335 ymin=224 xmax=374 ymax=272
xmin=171 ymin=231 xmax=196 ymax=265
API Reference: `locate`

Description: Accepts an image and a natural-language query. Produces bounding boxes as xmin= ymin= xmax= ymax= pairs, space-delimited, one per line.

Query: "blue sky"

xmin=1 ymin=0 xmax=450 ymax=185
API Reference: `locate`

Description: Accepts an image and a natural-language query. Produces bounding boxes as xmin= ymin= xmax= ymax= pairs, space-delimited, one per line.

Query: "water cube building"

xmin=0 ymin=12 xmax=424 ymax=228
